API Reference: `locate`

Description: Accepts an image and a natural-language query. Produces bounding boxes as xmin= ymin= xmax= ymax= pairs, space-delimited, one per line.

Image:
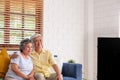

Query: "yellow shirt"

xmin=30 ymin=49 xmax=56 ymax=77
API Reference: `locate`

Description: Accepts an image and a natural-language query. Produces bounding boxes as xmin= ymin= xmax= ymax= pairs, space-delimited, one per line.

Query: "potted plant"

xmin=68 ymin=59 xmax=75 ymax=63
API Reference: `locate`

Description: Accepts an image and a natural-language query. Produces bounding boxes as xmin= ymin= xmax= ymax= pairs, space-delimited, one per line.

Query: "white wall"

xmin=43 ymin=0 xmax=84 ymax=64
xmin=84 ymin=0 xmax=94 ymax=80
xmin=94 ymin=0 xmax=119 ymax=37
xmin=43 ymin=0 xmax=95 ymax=80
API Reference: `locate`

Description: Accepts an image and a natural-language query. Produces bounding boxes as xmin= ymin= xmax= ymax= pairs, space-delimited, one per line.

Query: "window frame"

xmin=0 ymin=0 xmax=43 ymax=50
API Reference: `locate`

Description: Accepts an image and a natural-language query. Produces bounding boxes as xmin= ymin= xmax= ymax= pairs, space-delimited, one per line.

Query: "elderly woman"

xmin=5 ymin=38 xmax=35 ymax=80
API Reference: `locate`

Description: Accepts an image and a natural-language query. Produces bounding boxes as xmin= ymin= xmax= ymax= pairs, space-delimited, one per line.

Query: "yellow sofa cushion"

xmin=0 ymin=48 xmax=10 ymax=78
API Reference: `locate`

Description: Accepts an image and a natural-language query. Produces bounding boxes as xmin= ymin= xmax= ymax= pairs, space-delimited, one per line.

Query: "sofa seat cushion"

xmin=63 ymin=77 xmax=77 ymax=80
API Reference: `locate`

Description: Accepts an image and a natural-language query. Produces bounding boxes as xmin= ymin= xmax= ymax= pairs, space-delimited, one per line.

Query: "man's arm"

xmin=9 ymin=52 xmax=18 ymax=59
xmin=52 ymin=64 xmax=63 ymax=80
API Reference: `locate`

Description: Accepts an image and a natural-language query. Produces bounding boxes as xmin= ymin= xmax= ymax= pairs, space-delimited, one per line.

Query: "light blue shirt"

xmin=5 ymin=53 xmax=33 ymax=80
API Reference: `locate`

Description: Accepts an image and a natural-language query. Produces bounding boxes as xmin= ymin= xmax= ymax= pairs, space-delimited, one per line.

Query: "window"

xmin=0 ymin=0 xmax=43 ymax=50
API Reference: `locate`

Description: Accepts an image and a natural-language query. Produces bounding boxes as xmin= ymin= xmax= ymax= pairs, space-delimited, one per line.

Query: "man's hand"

xmin=55 ymin=74 xmax=63 ymax=80
xmin=10 ymin=52 xmax=18 ymax=59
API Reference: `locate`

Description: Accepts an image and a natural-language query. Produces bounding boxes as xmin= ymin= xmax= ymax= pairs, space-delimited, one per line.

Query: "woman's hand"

xmin=27 ymin=73 xmax=35 ymax=80
xmin=27 ymin=76 xmax=35 ymax=80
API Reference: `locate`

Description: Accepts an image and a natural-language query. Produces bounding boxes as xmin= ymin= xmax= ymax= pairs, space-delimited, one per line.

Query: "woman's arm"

xmin=27 ymin=69 xmax=35 ymax=80
xmin=28 ymin=69 xmax=35 ymax=78
xmin=11 ymin=63 xmax=28 ymax=79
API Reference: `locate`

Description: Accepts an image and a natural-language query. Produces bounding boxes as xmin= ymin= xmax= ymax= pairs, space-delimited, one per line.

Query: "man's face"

xmin=34 ymin=36 xmax=42 ymax=49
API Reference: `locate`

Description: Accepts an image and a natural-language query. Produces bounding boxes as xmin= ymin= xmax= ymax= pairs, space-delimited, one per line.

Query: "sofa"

xmin=62 ymin=63 xmax=82 ymax=80
xmin=0 ymin=63 xmax=82 ymax=80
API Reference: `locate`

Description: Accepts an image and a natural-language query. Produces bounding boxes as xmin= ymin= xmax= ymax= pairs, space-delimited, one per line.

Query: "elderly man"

xmin=30 ymin=34 xmax=63 ymax=80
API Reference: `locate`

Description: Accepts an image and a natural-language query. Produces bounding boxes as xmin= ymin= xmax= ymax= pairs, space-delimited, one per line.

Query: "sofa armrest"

xmin=62 ymin=63 xmax=82 ymax=80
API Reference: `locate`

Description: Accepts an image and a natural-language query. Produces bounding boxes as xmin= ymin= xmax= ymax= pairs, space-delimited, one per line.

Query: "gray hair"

xmin=19 ymin=38 xmax=32 ymax=52
xmin=30 ymin=34 xmax=42 ymax=48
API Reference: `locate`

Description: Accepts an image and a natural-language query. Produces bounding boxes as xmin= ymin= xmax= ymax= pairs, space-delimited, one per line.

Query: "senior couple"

xmin=5 ymin=34 xmax=63 ymax=80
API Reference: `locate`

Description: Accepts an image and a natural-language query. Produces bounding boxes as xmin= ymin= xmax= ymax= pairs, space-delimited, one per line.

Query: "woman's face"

xmin=23 ymin=43 xmax=33 ymax=55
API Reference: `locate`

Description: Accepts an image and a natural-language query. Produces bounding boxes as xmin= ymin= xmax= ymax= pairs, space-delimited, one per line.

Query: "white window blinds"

xmin=0 ymin=0 xmax=43 ymax=50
